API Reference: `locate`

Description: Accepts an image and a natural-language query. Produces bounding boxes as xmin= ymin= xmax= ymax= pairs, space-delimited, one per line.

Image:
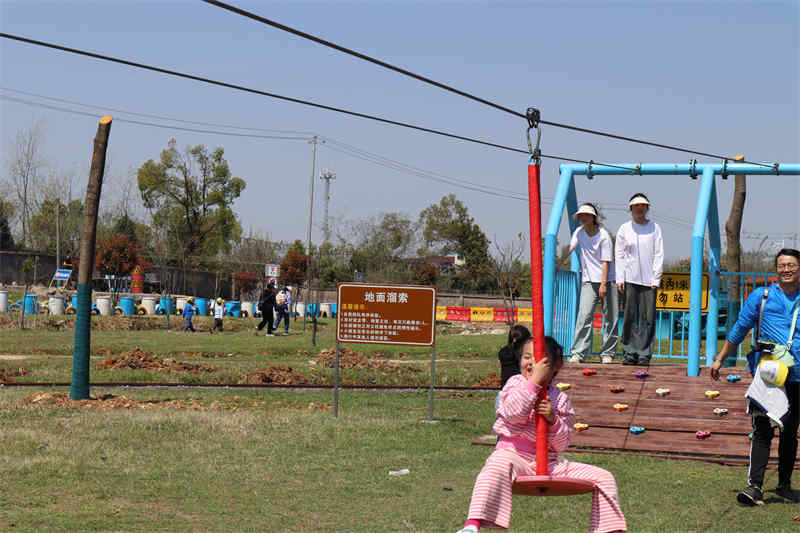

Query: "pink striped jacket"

xmin=492 ymin=374 xmax=575 ymax=461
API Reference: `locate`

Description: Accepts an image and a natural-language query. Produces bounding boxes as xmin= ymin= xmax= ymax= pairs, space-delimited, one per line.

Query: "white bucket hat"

xmin=628 ymin=195 xmax=650 ymax=207
xmin=573 ymin=204 xmax=598 ymax=219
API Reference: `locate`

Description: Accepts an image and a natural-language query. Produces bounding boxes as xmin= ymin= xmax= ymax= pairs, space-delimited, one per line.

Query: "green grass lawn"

xmin=1 ymin=386 xmax=797 ymax=533
xmin=0 ymin=318 xmax=773 ymax=532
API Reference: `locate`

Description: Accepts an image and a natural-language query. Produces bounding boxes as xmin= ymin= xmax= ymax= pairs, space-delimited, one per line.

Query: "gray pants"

xmin=571 ymin=281 xmax=619 ymax=359
xmin=621 ymin=283 xmax=657 ymax=359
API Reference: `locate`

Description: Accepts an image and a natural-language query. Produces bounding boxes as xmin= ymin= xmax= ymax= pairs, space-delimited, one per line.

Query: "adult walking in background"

xmin=256 ymin=281 xmax=276 ymax=336
xmin=711 ymin=248 xmax=800 ymax=506
xmin=615 ymin=193 xmax=663 ymax=366
xmin=561 ymin=203 xmax=619 ymax=364
xmin=273 ymin=286 xmax=291 ymax=335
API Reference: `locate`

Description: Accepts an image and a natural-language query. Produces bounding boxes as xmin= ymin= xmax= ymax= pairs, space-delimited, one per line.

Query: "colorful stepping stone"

xmin=696 ymin=431 xmax=711 ymax=439
xmin=573 ymin=423 xmax=589 ymax=432
xmin=726 ymin=375 xmax=741 ymax=383
xmin=629 ymin=426 xmax=645 ymax=435
xmin=635 ymin=370 xmax=649 ymax=379
xmin=705 ymin=390 xmax=720 ymax=399
xmin=655 ymin=388 xmax=670 ymax=397
xmin=610 ymin=385 xmax=625 ymax=393
xmin=613 ymin=403 xmax=629 ymax=411
xmin=556 ymin=383 xmax=571 ymax=391
xmin=713 ymin=408 xmax=728 ymax=416
xmin=582 ymin=369 xmax=597 ymax=376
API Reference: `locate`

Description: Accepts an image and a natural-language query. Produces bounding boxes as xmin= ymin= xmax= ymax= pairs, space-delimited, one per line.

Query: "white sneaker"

xmin=456 ymin=526 xmax=478 ymax=533
xmin=569 ymin=355 xmax=584 ymax=364
xmin=601 ymin=356 xmax=614 ymax=364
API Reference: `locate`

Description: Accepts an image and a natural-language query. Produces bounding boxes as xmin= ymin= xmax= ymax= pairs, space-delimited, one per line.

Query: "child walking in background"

xmin=457 ymin=336 xmax=626 ymax=533
xmin=210 ymin=297 xmax=224 ymax=334
xmin=182 ymin=296 xmax=196 ymax=333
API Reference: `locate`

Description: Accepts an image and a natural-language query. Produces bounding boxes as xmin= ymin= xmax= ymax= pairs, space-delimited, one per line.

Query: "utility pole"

xmin=304 ymin=136 xmax=323 ymax=340
xmin=56 ymin=195 xmax=60 ymax=270
xmin=320 ymin=169 xmax=336 ymax=244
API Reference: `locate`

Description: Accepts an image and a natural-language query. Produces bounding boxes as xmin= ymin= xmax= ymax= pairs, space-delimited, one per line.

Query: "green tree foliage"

xmin=316 ymin=242 xmax=352 ymax=288
xmin=137 ymin=139 xmax=245 ymax=264
xmin=418 ymin=194 xmax=492 ymax=291
xmin=348 ymin=212 xmax=416 ymax=283
xmin=28 ymin=198 xmax=82 ymax=255
xmin=0 ymin=200 xmax=15 ymax=250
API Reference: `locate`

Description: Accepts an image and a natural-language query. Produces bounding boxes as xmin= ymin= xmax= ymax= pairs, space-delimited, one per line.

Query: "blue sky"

xmin=1 ymin=0 xmax=798 ymax=262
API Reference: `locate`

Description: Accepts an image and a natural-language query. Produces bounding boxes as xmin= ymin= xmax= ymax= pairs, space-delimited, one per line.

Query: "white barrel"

xmin=176 ymin=297 xmax=187 ymax=314
xmin=241 ymin=301 xmax=255 ymax=318
xmin=48 ymin=295 xmax=65 ymax=315
xmin=96 ymin=296 xmax=112 ymax=316
xmin=0 ymin=291 xmax=7 ymax=313
xmin=294 ymin=301 xmax=304 ymax=316
xmin=141 ymin=296 xmax=156 ymax=315
xmin=320 ymin=302 xmax=332 ymax=318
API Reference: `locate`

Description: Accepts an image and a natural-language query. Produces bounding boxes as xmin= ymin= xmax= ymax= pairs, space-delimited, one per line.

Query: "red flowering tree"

xmin=95 ymin=234 xmax=142 ymax=307
xmin=232 ymin=271 xmax=260 ymax=300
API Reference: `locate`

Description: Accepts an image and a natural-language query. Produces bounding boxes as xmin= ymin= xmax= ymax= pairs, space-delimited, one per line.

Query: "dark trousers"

xmin=273 ymin=308 xmax=290 ymax=333
xmin=211 ymin=318 xmax=223 ymax=332
xmin=748 ymin=381 xmax=800 ymax=488
xmin=621 ymin=283 xmax=657 ymax=360
xmin=257 ymin=307 xmax=274 ymax=333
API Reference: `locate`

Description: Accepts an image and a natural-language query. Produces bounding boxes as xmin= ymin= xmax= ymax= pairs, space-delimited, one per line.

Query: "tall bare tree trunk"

xmin=722 ymin=155 xmax=746 ymax=367
xmin=724 ymin=155 xmax=746 ymax=297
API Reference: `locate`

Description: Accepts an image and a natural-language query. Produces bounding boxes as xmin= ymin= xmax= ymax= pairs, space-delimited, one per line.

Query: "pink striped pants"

xmin=466 ymin=448 xmax=626 ymax=532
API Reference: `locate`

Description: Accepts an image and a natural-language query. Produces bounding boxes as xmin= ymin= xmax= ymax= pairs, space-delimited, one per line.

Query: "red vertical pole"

xmin=528 ymin=160 xmax=549 ymax=476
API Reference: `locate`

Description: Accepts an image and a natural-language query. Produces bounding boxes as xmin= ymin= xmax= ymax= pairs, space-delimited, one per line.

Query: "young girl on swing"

xmin=457 ymin=336 xmax=627 ymax=533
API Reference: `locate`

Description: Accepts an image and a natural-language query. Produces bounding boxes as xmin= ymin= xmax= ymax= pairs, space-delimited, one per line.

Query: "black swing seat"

xmin=512 ymin=476 xmax=596 ymax=496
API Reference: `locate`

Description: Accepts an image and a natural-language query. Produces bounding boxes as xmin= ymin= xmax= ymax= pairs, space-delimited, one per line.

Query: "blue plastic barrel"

xmin=195 ymin=297 xmax=208 ymax=316
xmin=23 ymin=294 xmax=37 ymax=314
xmin=119 ymin=297 xmax=135 ymax=316
xmin=225 ymin=301 xmax=241 ymax=317
xmin=72 ymin=296 xmax=78 ymax=308
xmin=306 ymin=303 xmax=320 ymax=318
xmin=331 ymin=303 xmax=337 ymax=318
xmin=157 ymin=297 xmax=174 ymax=315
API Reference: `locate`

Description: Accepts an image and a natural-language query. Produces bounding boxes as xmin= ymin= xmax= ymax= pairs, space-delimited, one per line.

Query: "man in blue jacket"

xmin=711 ymin=248 xmax=800 ymax=506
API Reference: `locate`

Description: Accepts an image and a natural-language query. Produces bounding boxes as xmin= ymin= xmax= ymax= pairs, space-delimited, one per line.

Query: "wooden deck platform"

xmin=474 ymin=363 xmax=786 ymax=465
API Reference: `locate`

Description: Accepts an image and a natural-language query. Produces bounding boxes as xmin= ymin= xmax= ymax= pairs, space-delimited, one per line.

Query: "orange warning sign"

xmin=337 ymin=283 xmax=437 ymax=346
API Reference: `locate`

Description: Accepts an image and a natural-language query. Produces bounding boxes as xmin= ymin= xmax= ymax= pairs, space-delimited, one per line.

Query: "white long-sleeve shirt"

xmin=614 ymin=220 xmax=664 ymax=287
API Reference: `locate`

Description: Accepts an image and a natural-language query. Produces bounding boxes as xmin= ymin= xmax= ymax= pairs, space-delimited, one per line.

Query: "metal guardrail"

xmin=579 ymin=270 xmax=774 ymax=360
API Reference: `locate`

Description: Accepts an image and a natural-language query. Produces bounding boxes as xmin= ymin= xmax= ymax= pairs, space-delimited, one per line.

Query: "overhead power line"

xmin=0 ymin=33 xmax=639 ymax=173
xmin=202 ymin=0 xmax=772 ymax=168
xmin=2 ymin=87 xmax=317 ymax=136
xmin=1 ymin=90 xmax=529 ymax=201
xmin=0 ymin=94 xmax=309 ymax=141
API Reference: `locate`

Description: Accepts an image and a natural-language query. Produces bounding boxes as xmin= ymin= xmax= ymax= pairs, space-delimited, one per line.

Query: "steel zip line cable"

xmin=0 ymin=33 xmax=637 ymax=173
xmin=201 ymin=0 xmax=773 ymax=168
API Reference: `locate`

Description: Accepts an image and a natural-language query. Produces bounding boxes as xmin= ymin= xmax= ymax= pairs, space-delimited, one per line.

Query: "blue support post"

xmin=544 ymin=166 xmax=575 ymax=336
xmin=705 ymin=177 xmax=722 ymax=367
xmin=688 ymin=166 xmax=715 ymax=376
xmin=566 ymin=178 xmax=581 ymax=272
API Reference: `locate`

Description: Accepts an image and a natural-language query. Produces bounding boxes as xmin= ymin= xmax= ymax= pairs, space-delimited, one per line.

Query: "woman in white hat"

xmin=561 ymin=202 xmax=619 ymax=363
xmin=615 ymin=193 xmax=664 ymax=366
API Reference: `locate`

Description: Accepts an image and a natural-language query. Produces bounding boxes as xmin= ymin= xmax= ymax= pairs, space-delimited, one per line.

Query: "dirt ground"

xmin=314 ymin=347 xmax=422 ymax=373
xmin=0 ymin=365 xmax=29 ymax=384
xmin=239 ymin=366 xmax=315 ymax=385
xmin=97 ymin=349 xmax=217 ymax=374
xmin=473 ymin=373 xmax=501 ymax=388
